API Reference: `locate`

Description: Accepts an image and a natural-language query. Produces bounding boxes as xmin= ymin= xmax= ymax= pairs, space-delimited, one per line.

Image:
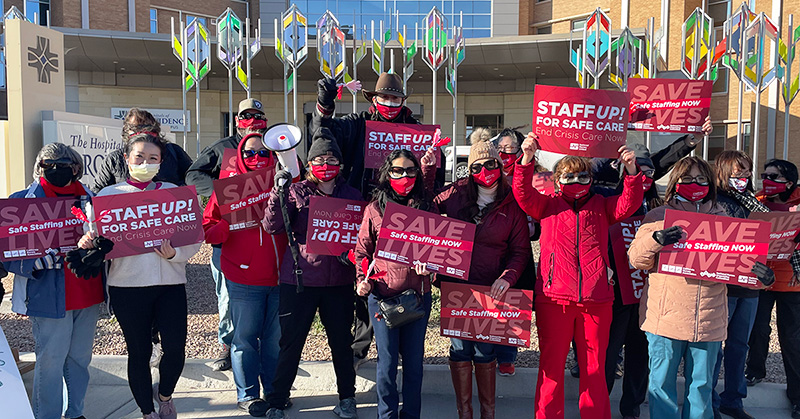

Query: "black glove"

xmin=0 ymin=262 xmax=7 ymax=279
xmin=66 ymin=248 xmax=93 ymax=279
xmin=275 ymin=169 xmax=293 ymax=191
xmin=337 ymin=251 xmax=354 ymax=267
xmin=653 ymin=226 xmax=683 ymax=246
xmin=317 ymin=77 xmax=338 ymax=109
xmin=751 ymin=262 xmax=775 ymax=287
xmin=66 ymin=237 xmax=114 ymax=279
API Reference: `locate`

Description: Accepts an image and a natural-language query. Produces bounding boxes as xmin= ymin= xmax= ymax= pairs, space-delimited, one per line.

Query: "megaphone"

xmin=262 ymin=123 xmax=302 ymax=180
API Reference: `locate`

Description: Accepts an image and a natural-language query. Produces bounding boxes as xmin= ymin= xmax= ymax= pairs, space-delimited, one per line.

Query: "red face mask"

xmin=237 ymin=117 xmax=268 ymax=130
xmin=499 ymin=152 xmax=517 ymax=175
xmin=560 ymin=183 xmax=591 ymax=200
xmin=642 ymin=178 xmax=654 ymax=192
xmin=390 ymin=176 xmax=416 ymax=196
xmin=676 ymin=182 xmax=709 ymax=202
xmin=375 ymin=103 xmax=402 ymax=120
xmin=311 ymin=164 xmax=340 ymax=182
xmin=244 ymin=155 xmax=272 ymax=171
xmin=763 ymin=178 xmax=789 ymax=196
xmin=473 ymin=167 xmax=501 ymax=187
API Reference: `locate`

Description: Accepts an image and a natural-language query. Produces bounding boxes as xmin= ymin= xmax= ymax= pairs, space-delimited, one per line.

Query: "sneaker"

xmin=333 ymin=397 xmax=358 ymax=419
xmin=792 ymin=404 xmax=800 ymax=419
xmin=238 ymin=398 xmax=269 ymax=417
xmin=143 ymin=412 xmax=160 ymax=419
xmin=745 ymin=374 xmax=762 ymax=387
xmin=265 ymin=408 xmax=286 ymax=419
xmin=718 ymin=406 xmax=754 ymax=419
xmin=211 ymin=344 xmax=232 ymax=371
xmin=615 ymin=361 xmax=624 ymax=379
xmin=150 ymin=342 xmax=163 ymax=368
xmin=152 ymin=383 xmax=177 ymax=419
xmin=498 ymin=363 xmax=516 ymax=376
xmin=570 ymin=364 xmax=580 ymax=378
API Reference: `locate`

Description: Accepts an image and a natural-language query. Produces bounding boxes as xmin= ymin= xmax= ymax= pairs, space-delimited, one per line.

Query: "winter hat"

xmin=631 ymin=143 xmax=654 ymax=169
xmin=591 ymin=158 xmax=623 ymax=189
xmin=468 ymin=127 xmax=502 ymax=167
xmin=307 ymin=127 xmax=343 ymax=162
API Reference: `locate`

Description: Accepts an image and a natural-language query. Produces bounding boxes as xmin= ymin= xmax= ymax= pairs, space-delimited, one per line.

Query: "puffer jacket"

xmin=628 ymin=199 xmax=729 ymax=342
xmin=262 ymin=177 xmax=362 ymax=287
xmin=756 ymin=188 xmax=800 ymax=291
xmin=434 ymin=179 xmax=531 ymax=286
xmin=513 ymin=158 xmax=644 ymax=304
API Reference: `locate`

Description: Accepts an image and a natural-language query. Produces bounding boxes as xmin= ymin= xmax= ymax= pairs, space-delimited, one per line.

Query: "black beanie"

xmin=307 ymin=127 xmax=343 ymax=162
xmin=631 ymin=143 xmax=654 ymax=169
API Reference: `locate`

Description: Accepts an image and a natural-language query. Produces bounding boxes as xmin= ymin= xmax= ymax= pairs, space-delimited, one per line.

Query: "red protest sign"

xmin=749 ymin=211 xmax=800 ymax=261
xmin=375 ymin=202 xmax=476 ymax=280
xmin=628 ymin=79 xmax=712 ymax=134
xmin=364 ymin=121 xmax=442 ymax=169
xmin=657 ymin=209 xmax=770 ymax=287
xmin=532 ymin=171 xmax=556 ymax=196
xmin=212 ymin=167 xmax=276 ymax=231
xmin=93 ymin=186 xmax=203 ymax=259
xmin=532 ymin=85 xmax=629 ymax=158
xmin=0 ymin=197 xmax=85 ymax=261
xmin=610 ymin=216 xmax=648 ymax=305
xmin=306 ymin=196 xmax=366 ymax=256
xmin=219 ymin=148 xmax=239 ymax=179
xmin=440 ymin=282 xmax=533 ymax=347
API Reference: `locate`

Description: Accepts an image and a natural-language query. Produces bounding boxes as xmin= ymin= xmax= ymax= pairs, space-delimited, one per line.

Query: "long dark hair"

xmin=124 ymin=133 xmax=167 ymax=160
xmin=715 ymin=150 xmax=754 ymax=194
xmin=665 ymin=156 xmax=717 ymax=204
xmin=764 ymin=159 xmax=799 ymax=202
xmin=372 ymin=149 xmax=430 ymax=211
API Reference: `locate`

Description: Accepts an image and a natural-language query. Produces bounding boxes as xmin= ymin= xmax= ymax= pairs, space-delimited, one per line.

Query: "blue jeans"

xmin=369 ymin=292 xmax=432 ymax=419
xmin=495 ymin=344 xmax=518 ymax=364
xmin=31 ymin=304 xmax=100 ymax=419
xmin=211 ymin=247 xmax=234 ymax=346
xmin=712 ymin=296 xmax=758 ymax=410
xmin=226 ymin=280 xmax=281 ymax=402
xmin=646 ymin=332 xmax=721 ymax=419
xmin=449 ymin=338 xmax=496 ymax=363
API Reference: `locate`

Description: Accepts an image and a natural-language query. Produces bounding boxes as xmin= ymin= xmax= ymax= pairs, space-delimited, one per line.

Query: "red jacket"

xmin=513 ymin=159 xmax=644 ymax=304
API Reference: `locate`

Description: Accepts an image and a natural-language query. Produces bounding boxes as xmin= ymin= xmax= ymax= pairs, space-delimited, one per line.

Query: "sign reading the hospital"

xmin=111 ymin=108 xmax=191 ymax=132
xmin=532 ymin=85 xmax=629 ymax=158
xmin=748 ymin=211 xmax=800 ymax=261
xmin=306 ymin=196 xmax=366 ymax=256
xmin=0 ymin=197 xmax=84 ymax=261
xmin=375 ymin=202 xmax=476 ymax=280
xmin=440 ymin=282 xmax=533 ymax=347
xmin=628 ymin=79 xmax=712 ymax=134
xmin=92 ymin=186 xmax=203 ymax=258
xmin=610 ymin=216 xmax=648 ymax=304
xmin=213 ymin=167 xmax=276 ymax=231
xmin=364 ymin=121 xmax=442 ymax=168
xmin=657 ymin=209 xmax=770 ymax=287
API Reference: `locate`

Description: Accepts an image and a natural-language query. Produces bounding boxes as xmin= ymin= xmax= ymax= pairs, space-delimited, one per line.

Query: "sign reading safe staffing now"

xmin=657 ymin=209 xmax=770 ymax=287
xmin=92 ymin=186 xmax=203 ymax=258
xmin=213 ymin=166 xmax=276 ymax=231
xmin=440 ymin=282 xmax=533 ymax=347
xmin=532 ymin=85 xmax=629 ymax=158
xmin=628 ymin=79 xmax=712 ymax=134
xmin=0 ymin=197 xmax=85 ymax=261
xmin=306 ymin=196 xmax=366 ymax=256
xmin=364 ymin=121 xmax=442 ymax=168
xmin=610 ymin=216 xmax=648 ymax=305
xmin=375 ymin=202 xmax=476 ymax=280
xmin=748 ymin=211 xmax=800 ymax=261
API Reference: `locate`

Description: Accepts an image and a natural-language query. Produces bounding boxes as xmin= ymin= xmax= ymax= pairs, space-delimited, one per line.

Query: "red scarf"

xmin=39 ymin=177 xmax=87 ymax=197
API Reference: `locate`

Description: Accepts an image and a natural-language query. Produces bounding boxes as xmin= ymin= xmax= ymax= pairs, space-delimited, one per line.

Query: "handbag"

xmin=377 ymin=288 xmax=424 ymax=329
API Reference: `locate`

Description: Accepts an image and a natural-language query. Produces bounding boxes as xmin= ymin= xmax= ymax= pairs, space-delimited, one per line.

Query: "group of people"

xmin=1 ymin=72 xmax=800 ymax=419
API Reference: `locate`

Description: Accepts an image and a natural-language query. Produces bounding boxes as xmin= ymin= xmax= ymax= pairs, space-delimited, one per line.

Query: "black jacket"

xmin=185 ymin=134 xmax=240 ymax=197
xmin=92 ymin=143 xmax=194 ymax=193
xmin=717 ymin=191 xmax=760 ymax=298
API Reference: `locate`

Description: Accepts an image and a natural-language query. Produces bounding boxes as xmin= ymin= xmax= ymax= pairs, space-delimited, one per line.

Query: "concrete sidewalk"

xmin=19 ymin=354 xmax=797 ymax=418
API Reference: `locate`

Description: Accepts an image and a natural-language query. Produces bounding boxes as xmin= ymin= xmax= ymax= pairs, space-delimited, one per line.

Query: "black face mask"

xmin=43 ymin=166 xmax=74 ymax=187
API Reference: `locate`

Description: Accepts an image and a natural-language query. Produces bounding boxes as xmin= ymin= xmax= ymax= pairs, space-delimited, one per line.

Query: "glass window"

xmin=473 ymin=1 xmax=491 ymax=13
xmin=537 ymin=25 xmax=552 ymax=35
xmin=150 ymin=9 xmax=158 ymax=34
xmin=473 ymin=14 xmax=490 ymax=28
xmin=708 ymin=0 xmax=730 ymax=26
xmin=453 ymin=1 xmax=473 ymax=13
xmin=187 ymin=15 xmax=207 ymax=27
xmin=25 ymin=0 xmax=49 ymax=25
xmin=465 ymin=115 xmax=504 ymax=138
xmin=708 ymin=124 xmax=727 ymax=161
xmin=0 ymin=48 xmax=6 ymax=89
xmin=572 ymin=19 xmax=586 ymax=31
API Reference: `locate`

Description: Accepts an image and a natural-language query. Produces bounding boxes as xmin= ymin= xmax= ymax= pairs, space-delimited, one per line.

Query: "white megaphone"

xmin=262 ymin=123 xmax=302 ymax=182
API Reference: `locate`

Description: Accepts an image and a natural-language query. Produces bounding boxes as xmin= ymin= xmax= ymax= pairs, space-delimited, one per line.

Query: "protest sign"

xmin=749 ymin=211 xmax=800 ymax=261
xmin=0 ymin=197 xmax=85 ymax=261
xmin=218 ymin=148 xmax=239 ymax=179
xmin=375 ymin=202 xmax=476 ymax=280
xmin=532 ymin=85 xmax=630 ymax=158
xmin=364 ymin=121 xmax=442 ymax=168
xmin=0 ymin=326 xmax=35 ymax=419
xmin=440 ymin=282 xmax=533 ymax=347
xmin=306 ymin=196 xmax=366 ymax=256
xmin=628 ymin=79 xmax=712 ymax=134
xmin=610 ymin=216 xmax=648 ymax=304
xmin=657 ymin=209 xmax=770 ymax=287
xmin=532 ymin=171 xmax=556 ymax=196
xmin=213 ymin=167 xmax=276 ymax=232
xmin=93 ymin=185 xmax=203 ymax=258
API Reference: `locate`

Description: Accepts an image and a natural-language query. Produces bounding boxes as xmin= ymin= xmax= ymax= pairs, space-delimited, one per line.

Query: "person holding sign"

xmin=354 ymin=149 xmax=437 ymax=419
xmin=202 ymin=131 xmax=288 ymax=417
xmin=82 ymin=133 xmax=202 ymax=419
xmin=432 ymin=134 xmax=531 ymax=418
xmin=3 ymin=143 xmax=103 ymax=419
xmin=261 ymin=129 xmax=363 ymax=419
xmin=513 ymin=133 xmax=644 ymax=419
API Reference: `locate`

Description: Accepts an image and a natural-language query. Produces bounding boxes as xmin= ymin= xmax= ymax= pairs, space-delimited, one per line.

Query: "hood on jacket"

xmin=235 ymin=132 xmax=275 ymax=174
xmin=756 ymin=185 xmax=800 ymax=207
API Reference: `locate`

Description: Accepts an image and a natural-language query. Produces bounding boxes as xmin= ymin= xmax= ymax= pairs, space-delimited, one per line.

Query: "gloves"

xmin=751 ymin=262 xmax=775 ymax=287
xmin=66 ymin=248 xmax=95 ymax=279
xmin=317 ymin=77 xmax=338 ymax=109
xmin=337 ymin=250 xmax=355 ymax=267
xmin=66 ymin=236 xmax=115 ymax=280
xmin=33 ymin=249 xmax=63 ymax=271
xmin=653 ymin=226 xmax=683 ymax=246
xmin=275 ymin=169 xmax=293 ymax=190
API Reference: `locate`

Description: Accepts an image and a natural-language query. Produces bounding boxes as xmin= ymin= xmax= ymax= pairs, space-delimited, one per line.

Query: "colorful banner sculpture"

xmin=681 ymin=8 xmax=719 ymax=159
xmin=170 ymin=18 xmax=189 ymax=150
xmin=779 ymin=15 xmax=800 ymax=159
xmin=171 ymin=18 xmax=210 ymax=157
xmin=569 ymin=8 xmax=611 ymax=89
xmin=238 ymin=18 xmax=263 ymax=99
xmin=217 ymin=8 xmax=243 ymax=136
xmin=371 ymin=20 xmax=391 ymax=75
xmin=397 ymin=11 xmax=419 ymax=96
xmin=722 ymin=2 xmax=757 ymax=150
xmin=422 ymin=7 xmax=448 ymax=125
xmin=317 ymin=11 xmax=347 ymax=81
xmin=743 ymin=12 xmax=779 ymax=175
xmin=446 ymin=13 xmax=465 ymax=182
xmin=275 ymin=5 xmax=308 ymax=126
xmin=609 ymin=27 xmax=641 ymax=91
xmin=347 ymin=19 xmax=368 ymax=112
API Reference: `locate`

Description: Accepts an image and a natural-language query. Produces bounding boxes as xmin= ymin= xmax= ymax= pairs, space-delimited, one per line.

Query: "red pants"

xmin=535 ymin=300 xmax=612 ymax=419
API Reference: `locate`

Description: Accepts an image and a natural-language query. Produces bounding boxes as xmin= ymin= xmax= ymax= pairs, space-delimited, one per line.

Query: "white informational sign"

xmin=111 ymin=108 xmax=191 ymax=133
xmin=0 ymin=325 xmax=35 ymax=419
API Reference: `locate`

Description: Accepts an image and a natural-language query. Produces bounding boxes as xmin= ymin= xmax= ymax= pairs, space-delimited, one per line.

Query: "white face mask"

xmin=129 ymin=162 xmax=160 ymax=182
xmin=728 ymin=177 xmax=749 ymax=193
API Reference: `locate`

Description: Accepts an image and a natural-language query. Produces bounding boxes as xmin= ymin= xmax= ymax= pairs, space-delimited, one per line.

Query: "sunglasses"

xmin=243 ymin=149 xmax=271 ymax=158
xmin=678 ymin=175 xmax=709 ymax=184
xmin=470 ymin=160 xmax=500 ymax=174
xmin=560 ymin=171 xmax=592 ymax=185
xmin=310 ymin=157 xmax=341 ymax=166
xmin=239 ymin=112 xmax=266 ymax=120
xmin=761 ymin=172 xmax=787 ymax=182
xmin=39 ymin=159 xmax=74 ymax=170
xmin=642 ymin=169 xmax=655 ymax=178
xmin=497 ymin=145 xmax=521 ymax=154
xmin=388 ymin=166 xmax=419 ymax=179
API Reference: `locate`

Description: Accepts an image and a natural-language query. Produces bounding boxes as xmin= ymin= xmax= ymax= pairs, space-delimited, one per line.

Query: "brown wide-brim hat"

xmin=363 ymin=72 xmax=409 ymax=101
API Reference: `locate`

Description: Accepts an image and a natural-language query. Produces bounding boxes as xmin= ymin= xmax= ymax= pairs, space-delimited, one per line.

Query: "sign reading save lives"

xmin=628 ymin=79 xmax=712 ymax=134
xmin=748 ymin=211 xmax=800 ymax=261
xmin=364 ymin=121 xmax=442 ymax=169
xmin=213 ymin=167 xmax=276 ymax=231
xmin=0 ymin=197 xmax=84 ymax=261
xmin=375 ymin=202 xmax=476 ymax=280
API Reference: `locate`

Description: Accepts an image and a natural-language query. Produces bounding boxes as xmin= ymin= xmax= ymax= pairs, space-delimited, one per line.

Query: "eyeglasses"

xmin=470 ymin=160 xmax=500 ymax=174
xmin=310 ymin=157 xmax=340 ymax=166
xmin=560 ymin=171 xmax=592 ymax=185
xmin=388 ymin=166 xmax=419 ymax=179
xmin=497 ymin=145 xmax=521 ymax=154
xmin=239 ymin=112 xmax=266 ymax=120
xmin=39 ymin=159 xmax=73 ymax=170
xmin=242 ymin=149 xmax=271 ymax=158
xmin=731 ymin=172 xmax=752 ymax=179
xmin=642 ymin=169 xmax=655 ymax=178
xmin=678 ymin=175 xmax=709 ymax=184
xmin=761 ymin=172 xmax=787 ymax=182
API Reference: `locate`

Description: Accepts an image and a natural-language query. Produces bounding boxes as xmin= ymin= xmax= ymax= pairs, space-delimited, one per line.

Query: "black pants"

xmin=110 ymin=285 xmax=188 ymax=415
xmin=746 ymin=290 xmax=800 ymax=404
xmin=605 ymin=302 xmax=649 ymax=417
xmin=267 ymin=284 xmax=356 ymax=409
xmin=353 ymin=294 xmax=374 ymax=359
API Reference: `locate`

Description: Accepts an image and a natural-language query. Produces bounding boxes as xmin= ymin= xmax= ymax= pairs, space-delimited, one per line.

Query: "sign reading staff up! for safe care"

xmin=364 ymin=121 xmax=442 ymax=169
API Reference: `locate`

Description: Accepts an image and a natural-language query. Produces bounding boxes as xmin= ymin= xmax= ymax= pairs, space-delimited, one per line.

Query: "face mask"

xmin=763 ymin=178 xmax=789 ymax=196
xmin=473 ymin=167 xmax=501 ymax=187
xmin=390 ymin=176 xmax=416 ymax=196
xmin=560 ymin=182 xmax=591 ymax=200
xmin=642 ymin=178 xmax=654 ymax=192
xmin=375 ymin=103 xmax=402 ymax=120
xmin=237 ymin=117 xmax=268 ymax=130
xmin=129 ymin=162 xmax=160 ymax=182
xmin=244 ymin=155 xmax=272 ymax=171
xmin=311 ymin=164 xmax=340 ymax=182
xmin=676 ymin=182 xmax=709 ymax=202
xmin=43 ymin=166 xmax=74 ymax=188
xmin=499 ymin=152 xmax=517 ymax=175
xmin=729 ymin=177 xmax=749 ymax=193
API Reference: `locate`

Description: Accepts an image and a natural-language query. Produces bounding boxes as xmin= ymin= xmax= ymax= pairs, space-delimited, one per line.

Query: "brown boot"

xmin=474 ymin=360 xmax=496 ymax=419
xmin=449 ymin=360 xmax=474 ymax=419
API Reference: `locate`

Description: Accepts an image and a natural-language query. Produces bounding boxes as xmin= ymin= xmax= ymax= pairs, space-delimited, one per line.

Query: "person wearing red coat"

xmin=513 ymin=133 xmax=644 ymax=419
